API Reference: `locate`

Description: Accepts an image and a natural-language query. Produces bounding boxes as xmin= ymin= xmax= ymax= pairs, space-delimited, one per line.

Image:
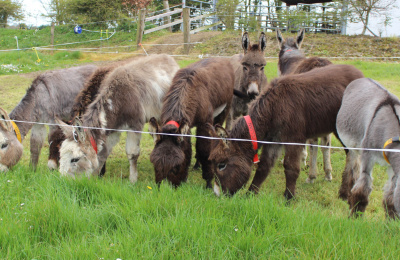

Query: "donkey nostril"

xmin=71 ymin=158 xmax=80 ymax=163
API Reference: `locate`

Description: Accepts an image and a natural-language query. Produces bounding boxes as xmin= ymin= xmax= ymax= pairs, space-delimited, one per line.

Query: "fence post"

xmin=183 ymin=7 xmax=190 ymax=55
xmin=163 ymin=1 xmax=172 ymax=32
xmin=136 ymin=9 xmax=146 ymax=48
xmin=51 ymin=21 xmax=55 ymax=55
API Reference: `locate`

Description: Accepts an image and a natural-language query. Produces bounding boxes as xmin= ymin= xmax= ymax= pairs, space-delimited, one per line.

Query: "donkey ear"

xmin=73 ymin=117 xmax=86 ymax=143
xmin=0 ymin=107 xmax=13 ymax=132
xmin=148 ymin=117 xmax=161 ymax=144
xmin=296 ymin=28 xmax=305 ymax=49
xmin=55 ymin=116 xmax=75 ymax=140
xmin=177 ymin=120 xmax=190 ymax=144
xmin=215 ymin=124 xmax=230 ymax=148
xmin=242 ymin=32 xmax=250 ymax=54
xmin=259 ymin=32 xmax=267 ymax=52
xmin=276 ymin=28 xmax=284 ymax=48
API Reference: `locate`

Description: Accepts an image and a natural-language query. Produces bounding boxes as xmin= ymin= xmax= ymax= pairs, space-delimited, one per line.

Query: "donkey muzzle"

xmin=247 ymin=82 xmax=259 ymax=100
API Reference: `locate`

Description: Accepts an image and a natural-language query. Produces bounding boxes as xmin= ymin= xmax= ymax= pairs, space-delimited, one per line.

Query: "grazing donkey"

xmin=337 ymin=78 xmax=400 ymax=219
xmin=149 ymin=58 xmax=235 ymax=188
xmin=225 ymin=32 xmax=268 ymax=130
xmin=0 ymin=65 xmax=97 ymax=171
xmin=47 ymin=64 xmax=121 ymax=171
xmin=57 ymin=54 xmax=179 ymax=182
xmin=276 ymin=28 xmax=333 ymax=184
xmin=208 ymin=64 xmax=364 ymax=198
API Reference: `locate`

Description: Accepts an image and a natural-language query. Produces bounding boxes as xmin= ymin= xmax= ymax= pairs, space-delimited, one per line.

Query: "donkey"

xmin=0 ymin=65 xmax=97 ymax=171
xmin=276 ymin=28 xmax=333 ymax=184
xmin=148 ymin=57 xmax=235 ymax=188
xmin=337 ymin=78 xmax=400 ymax=219
xmin=47 ymin=64 xmax=121 ymax=171
xmin=208 ymin=64 xmax=364 ymax=198
xmin=225 ymin=32 xmax=268 ymax=130
xmin=57 ymin=54 xmax=179 ymax=182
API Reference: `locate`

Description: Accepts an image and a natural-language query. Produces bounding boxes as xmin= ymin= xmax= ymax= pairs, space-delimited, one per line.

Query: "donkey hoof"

xmin=305 ymin=177 xmax=315 ymax=184
xmin=324 ymin=174 xmax=332 ymax=182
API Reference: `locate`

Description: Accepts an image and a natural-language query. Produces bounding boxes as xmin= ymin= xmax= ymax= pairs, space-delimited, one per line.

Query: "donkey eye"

xmin=243 ymin=67 xmax=248 ymax=71
xmin=217 ymin=163 xmax=227 ymax=171
xmin=260 ymin=66 xmax=264 ymax=71
xmin=1 ymin=143 xmax=8 ymax=149
xmin=71 ymin=158 xmax=80 ymax=163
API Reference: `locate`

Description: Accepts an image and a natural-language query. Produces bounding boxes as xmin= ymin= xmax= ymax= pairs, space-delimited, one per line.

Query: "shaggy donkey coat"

xmin=48 ymin=63 xmax=122 ymax=171
xmin=149 ymin=57 xmax=235 ymax=188
xmin=337 ymin=78 xmax=400 ymax=219
xmin=0 ymin=65 xmax=97 ymax=171
xmin=58 ymin=54 xmax=179 ymax=182
xmin=225 ymin=32 xmax=268 ymax=130
xmin=208 ymin=64 xmax=364 ymax=198
xmin=277 ymin=28 xmax=333 ymax=184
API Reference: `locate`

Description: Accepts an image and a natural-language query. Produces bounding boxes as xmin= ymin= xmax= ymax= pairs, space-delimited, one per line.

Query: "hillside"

xmin=1 ymin=28 xmax=400 ymax=76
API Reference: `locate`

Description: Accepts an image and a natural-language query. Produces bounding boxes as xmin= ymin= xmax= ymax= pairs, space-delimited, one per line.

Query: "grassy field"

xmin=1 ymin=32 xmax=400 ymax=257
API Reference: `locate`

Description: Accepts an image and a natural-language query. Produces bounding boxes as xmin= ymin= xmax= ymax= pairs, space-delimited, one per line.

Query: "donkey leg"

xmin=306 ymin=138 xmax=318 ymax=184
xmin=348 ymin=152 xmax=374 ymax=217
xmin=95 ymin=132 xmax=121 ymax=178
xmin=383 ymin=167 xmax=399 ymax=219
xmin=321 ymin=134 xmax=333 ymax=181
xmin=47 ymin=125 xmax=63 ymax=170
xmin=282 ymin=145 xmax=303 ymax=200
xmin=30 ymin=123 xmax=47 ymax=170
xmin=126 ymin=131 xmax=141 ymax=184
xmin=338 ymin=150 xmax=360 ymax=200
xmin=248 ymin=144 xmax=283 ymax=194
xmin=196 ymin=126 xmax=213 ymax=189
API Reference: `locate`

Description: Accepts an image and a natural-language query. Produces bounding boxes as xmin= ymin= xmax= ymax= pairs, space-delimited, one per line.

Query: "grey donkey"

xmin=0 ymin=65 xmax=97 ymax=171
xmin=337 ymin=78 xmax=400 ymax=219
xmin=57 ymin=54 xmax=179 ymax=183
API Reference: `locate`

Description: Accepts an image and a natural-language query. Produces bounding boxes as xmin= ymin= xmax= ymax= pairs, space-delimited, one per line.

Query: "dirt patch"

xmin=143 ymin=31 xmax=222 ymax=56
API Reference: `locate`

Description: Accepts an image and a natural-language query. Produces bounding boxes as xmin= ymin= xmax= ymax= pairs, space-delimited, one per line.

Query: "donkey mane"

xmin=369 ymin=79 xmax=400 ymax=123
xmin=161 ymin=69 xmax=197 ymax=125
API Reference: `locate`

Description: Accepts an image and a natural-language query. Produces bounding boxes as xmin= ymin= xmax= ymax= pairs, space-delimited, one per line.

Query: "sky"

xmin=20 ymin=0 xmax=400 ymax=37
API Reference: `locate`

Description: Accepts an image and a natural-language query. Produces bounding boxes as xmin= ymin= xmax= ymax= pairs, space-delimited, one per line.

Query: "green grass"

xmin=1 ymin=55 xmax=400 ymax=258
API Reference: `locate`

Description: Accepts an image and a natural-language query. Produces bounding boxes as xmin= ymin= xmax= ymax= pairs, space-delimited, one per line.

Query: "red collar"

xmin=90 ymin=136 xmax=98 ymax=154
xmin=244 ymin=115 xmax=259 ymax=163
xmin=166 ymin=120 xmax=180 ymax=128
xmin=285 ymin=49 xmax=293 ymax=53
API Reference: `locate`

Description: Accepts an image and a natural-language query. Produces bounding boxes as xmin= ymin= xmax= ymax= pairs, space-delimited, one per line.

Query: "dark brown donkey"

xmin=48 ymin=64 xmax=120 ymax=172
xmin=225 ymin=32 xmax=268 ymax=130
xmin=149 ymin=58 xmax=235 ymax=188
xmin=208 ymin=64 xmax=364 ymax=198
xmin=276 ymin=28 xmax=333 ymax=184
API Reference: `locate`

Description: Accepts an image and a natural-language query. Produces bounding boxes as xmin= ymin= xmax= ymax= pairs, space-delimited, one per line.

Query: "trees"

xmin=346 ymin=0 xmax=397 ymax=35
xmin=0 ymin=0 xmax=23 ymax=27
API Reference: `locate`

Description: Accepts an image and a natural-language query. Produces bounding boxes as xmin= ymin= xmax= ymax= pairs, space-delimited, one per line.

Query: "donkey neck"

xmin=9 ymin=91 xmax=37 ymax=138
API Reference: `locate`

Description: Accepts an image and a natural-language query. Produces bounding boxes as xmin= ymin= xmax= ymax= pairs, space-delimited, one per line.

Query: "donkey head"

xmin=240 ymin=32 xmax=267 ymax=99
xmin=276 ymin=28 xmax=305 ymax=75
xmin=57 ymin=117 xmax=99 ymax=178
xmin=208 ymin=124 xmax=253 ymax=196
xmin=0 ymin=107 xmax=23 ymax=172
xmin=149 ymin=117 xmax=191 ymax=186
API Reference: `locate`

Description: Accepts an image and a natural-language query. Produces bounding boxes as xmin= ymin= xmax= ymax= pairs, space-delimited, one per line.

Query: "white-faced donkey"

xmin=57 ymin=54 xmax=179 ymax=182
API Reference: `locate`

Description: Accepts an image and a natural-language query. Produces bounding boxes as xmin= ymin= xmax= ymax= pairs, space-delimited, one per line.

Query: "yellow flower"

xmin=147 ymin=186 xmax=152 ymax=190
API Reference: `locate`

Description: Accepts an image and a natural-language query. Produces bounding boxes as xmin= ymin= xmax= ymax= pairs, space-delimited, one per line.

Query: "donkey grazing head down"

xmin=57 ymin=118 xmax=99 ymax=178
xmin=240 ymin=32 xmax=267 ymax=99
xmin=209 ymin=64 xmax=364 ymax=198
xmin=208 ymin=124 xmax=254 ymax=196
xmin=149 ymin=118 xmax=192 ymax=187
xmin=0 ymin=108 xmax=23 ymax=172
